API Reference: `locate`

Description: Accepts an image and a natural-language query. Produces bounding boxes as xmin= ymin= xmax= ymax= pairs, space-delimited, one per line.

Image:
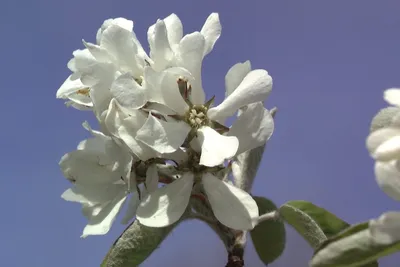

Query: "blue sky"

xmin=1 ymin=0 xmax=400 ymax=266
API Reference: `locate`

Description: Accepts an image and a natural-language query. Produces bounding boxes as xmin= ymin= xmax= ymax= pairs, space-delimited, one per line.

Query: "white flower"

xmin=137 ymin=61 xmax=273 ymax=167
xmin=56 ymin=18 xmax=139 ymax=112
xmin=136 ymin=172 xmax=259 ymax=230
xmin=367 ymin=88 xmax=400 ymax=244
xmin=60 ymin=124 xmax=139 ymax=237
xmin=367 ymin=89 xmax=400 ymax=198
xmin=57 ymin=13 xmax=221 ymax=119
xmin=370 ymin=211 xmax=400 ymax=245
xmin=104 ymin=98 xmax=157 ymax=161
xmin=57 ymin=13 xmax=273 ymax=237
xmin=104 ymin=98 xmax=188 ymax=163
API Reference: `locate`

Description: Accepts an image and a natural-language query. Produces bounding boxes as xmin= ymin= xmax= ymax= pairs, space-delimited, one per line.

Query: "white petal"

xmin=104 ymin=100 xmax=154 ymax=160
xmin=149 ymin=20 xmax=173 ymax=71
xmin=375 ymin=161 xmax=400 ymax=201
xmin=76 ymin=137 xmax=113 ymax=165
xmin=375 ymin=135 xmax=400 ymax=161
xmin=118 ymin=118 xmax=157 ymax=161
xmin=202 ymin=173 xmax=259 ymax=230
xmin=121 ymin=193 xmax=140 ymax=225
xmin=72 ymin=48 xmax=115 ymax=88
xmin=143 ymin=67 xmax=164 ymax=104
xmin=81 ymin=203 xmax=102 ymax=218
xmin=197 ymin=126 xmax=239 ymax=167
xmin=62 ymin=187 xmax=90 ymax=203
xmin=132 ymin=31 xmax=150 ymax=67
xmin=366 ymin=128 xmax=400 ymax=156
xmin=200 ymin=13 xmax=221 ymax=57
xmin=163 ymin=13 xmax=183 ymax=49
xmin=56 ymin=74 xmax=85 ymax=98
xmin=136 ymin=114 xmax=191 ymax=154
xmin=142 ymin=101 xmax=176 ymax=116
xmin=70 ymin=49 xmax=95 ymax=71
xmin=65 ymin=101 xmax=92 ymax=110
xmin=78 ymin=123 xmax=115 ymax=157
xmin=112 ymin=18 xmax=134 ymax=31
xmin=82 ymin=121 xmax=106 ymax=138
xmin=104 ymin=98 xmax=130 ymax=137
xmin=147 ymin=23 xmax=156 ymax=53
xmin=90 ymin=83 xmax=114 ymax=117
xmin=136 ymin=173 xmax=194 ymax=227
xmin=178 ymin=32 xmax=206 ymax=104
xmin=384 ymin=88 xmax=400 ymax=107
xmin=225 ymin=61 xmax=252 ymax=98
xmin=59 ymin=150 xmax=120 ymax=184
xmin=229 ymin=102 xmax=274 ymax=154
xmin=83 ymin=41 xmax=111 ymax=62
xmin=79 ymin=62 xmax=115 ymax=88
xmin=116 ymin=149 xmax=134 ymax=183
xmin=81 ymin=121 xmax=122 ymax=162
xmin=146 ymin=67 xmax=191 ymax=114
xmin=62 ymin=183 xmax=125 ymax=205
xmin=100 ymin=25 xmax=142 ymax=75
xmin=96 ymin=18 xmax=133 ymax=44
xmin=74 ymin=49 xmax=116 ymax=114
xmin=162 ymin=148 xmax=188 ymax=165
xmin=370 ymin=211 xmax=400 ymax=244
xmin=208 ymin=70 xmax=273 ymax=121
xmin=145 ymin=164 xmax=159 ymax=193
xmin=110 ymin=73 xmax=147 ymax=109
xmin=81 ymin=192 xmax=127 ymax=237
xmin=56 ymin=75 xmax=93 ymax=107
xmin=161 ymin=67 xmax=193 ymax=112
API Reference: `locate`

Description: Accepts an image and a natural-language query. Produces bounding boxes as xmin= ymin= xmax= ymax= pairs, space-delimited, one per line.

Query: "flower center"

xmin=185 ymin=105 xmax=209 ymax=128
xmin=174 ymin=77 xmax=230 ymax=135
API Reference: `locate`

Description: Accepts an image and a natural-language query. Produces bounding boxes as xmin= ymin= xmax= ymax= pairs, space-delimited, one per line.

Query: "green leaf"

xmin=310 ymin=225 xmax=399 ymax=267
xmin=279 ymin=201 xmax=379 ymax=267
xmin=101 ymin=220 xmax=179 ymax=267
xmin=279 ymin=200 xmax=350 ymax=249
xmin=250 ymin=196 xmax=286 ymax=265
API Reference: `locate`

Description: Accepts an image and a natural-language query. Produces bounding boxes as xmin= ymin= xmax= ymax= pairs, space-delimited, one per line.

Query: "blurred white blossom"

xmin=367 ymin=88 xmax=400 ymax=244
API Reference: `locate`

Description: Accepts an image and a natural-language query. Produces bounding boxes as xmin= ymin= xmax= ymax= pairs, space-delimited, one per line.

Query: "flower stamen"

xmin=76 ymin=88 xmax=90 ymax=96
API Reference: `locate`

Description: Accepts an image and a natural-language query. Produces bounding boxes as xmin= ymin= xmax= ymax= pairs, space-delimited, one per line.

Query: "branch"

xmin=226 ymin=245 xmax=245 ymax=267
xmin=226 ymin=231 xmax=246 ymax=267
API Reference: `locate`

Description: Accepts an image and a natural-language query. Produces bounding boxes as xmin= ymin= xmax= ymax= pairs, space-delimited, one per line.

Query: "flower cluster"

xmin=367 ymin=88 xmax=400 ymax=244
xmin=57 ymin=13 xmax=274 ymax=237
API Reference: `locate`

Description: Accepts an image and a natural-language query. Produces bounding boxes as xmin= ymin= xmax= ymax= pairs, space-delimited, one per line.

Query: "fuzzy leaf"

xmin=101 ymin=220 xmax=179 ymax=267
xmin=279 ymin=201 xmax=349 ymax=249
xmin=250 ymin=196 xmax=286 ymax=265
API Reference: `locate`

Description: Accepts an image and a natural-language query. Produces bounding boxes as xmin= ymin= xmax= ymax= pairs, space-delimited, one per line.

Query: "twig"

xmin=255 ymin=210 xmax=280 ymax=225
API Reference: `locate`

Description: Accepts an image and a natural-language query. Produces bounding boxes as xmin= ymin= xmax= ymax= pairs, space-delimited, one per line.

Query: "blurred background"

xmin=1 ymin=0 xmax=400 ymax=266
